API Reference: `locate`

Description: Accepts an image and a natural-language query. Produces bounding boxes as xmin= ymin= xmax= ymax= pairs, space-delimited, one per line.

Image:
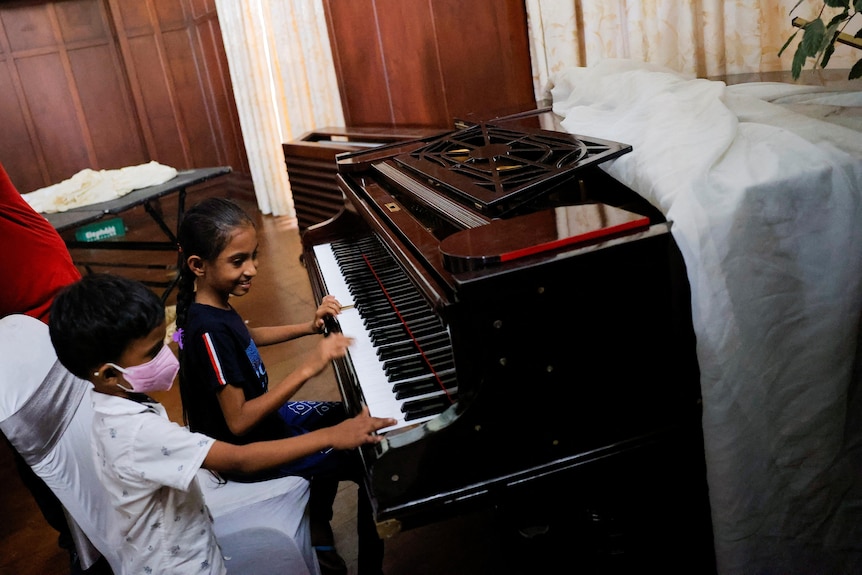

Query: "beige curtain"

xmin=526 ymin=0 xmax=860 ymax=100
xmin=215 ymin=0 xmax=343 ymax=219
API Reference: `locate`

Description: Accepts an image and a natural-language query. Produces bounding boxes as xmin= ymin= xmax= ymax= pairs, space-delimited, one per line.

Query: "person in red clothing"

xmin=0 ymin=163 xmax=81 ymax=322
xmin=0 ymin=161 xmax=109 ymax=574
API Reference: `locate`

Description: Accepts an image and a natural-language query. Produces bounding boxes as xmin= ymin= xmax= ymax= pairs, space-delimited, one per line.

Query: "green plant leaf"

xmin=778 ymin=30 xmax=800 ymax=57
xmin=782 ymin=1 xmax=862 ymax=80
xmin=826 ymin=11 xmax=850 ymax=28
xmin=821 ymin=40 xmax=836 ymax=68
xmin=800 ymin=19 xmax=826 ymax=57
xmin=818 ymin=21 xmax=843 ymax=67
xmin=792 ymin=43 xmax=808 ymax=78
xmin=850 ymin=58 xmax=862 ymax=80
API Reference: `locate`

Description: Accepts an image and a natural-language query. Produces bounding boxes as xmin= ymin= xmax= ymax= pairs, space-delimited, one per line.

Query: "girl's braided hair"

xmin=174 ymin=197 xmax=254 ymax=425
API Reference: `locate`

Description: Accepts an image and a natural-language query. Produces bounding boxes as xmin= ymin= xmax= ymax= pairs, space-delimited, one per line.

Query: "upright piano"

xmin=301 ymin=110 xmax=708 ymax=547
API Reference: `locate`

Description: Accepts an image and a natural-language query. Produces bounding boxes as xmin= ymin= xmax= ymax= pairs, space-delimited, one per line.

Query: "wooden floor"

xmin=0 ymin=186 xmax=716 ymax=574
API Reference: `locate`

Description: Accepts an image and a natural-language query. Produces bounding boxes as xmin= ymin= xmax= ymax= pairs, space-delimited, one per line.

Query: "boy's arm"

xmin=248 ymin=295 xmax=341 ymax=346
xmin=218 ymin=333 xmax=353 ymax=436
xmin=202 ymin=407 xmax=395 ymax=474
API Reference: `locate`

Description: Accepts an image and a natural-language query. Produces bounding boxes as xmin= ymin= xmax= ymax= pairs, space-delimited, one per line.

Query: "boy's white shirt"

xmin=90 ymin=389 xmax=225 ymax=575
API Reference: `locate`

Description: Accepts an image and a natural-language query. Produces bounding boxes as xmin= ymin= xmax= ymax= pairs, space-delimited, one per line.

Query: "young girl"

xmin=175 ymin=197 xmax=383 ymax=575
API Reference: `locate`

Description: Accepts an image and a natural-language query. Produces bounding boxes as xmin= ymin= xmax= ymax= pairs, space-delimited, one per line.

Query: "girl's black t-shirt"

xmin=180 ymin=302 xmax=289 ymax=449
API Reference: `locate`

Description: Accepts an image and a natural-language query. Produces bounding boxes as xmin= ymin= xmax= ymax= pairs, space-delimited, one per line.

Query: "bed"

xmin=549 ymin=59 xmax=862 ymax=574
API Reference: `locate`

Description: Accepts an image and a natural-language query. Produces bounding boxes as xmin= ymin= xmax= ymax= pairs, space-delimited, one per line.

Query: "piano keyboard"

xmin=313 ymin=237 xmax=458 ymax=432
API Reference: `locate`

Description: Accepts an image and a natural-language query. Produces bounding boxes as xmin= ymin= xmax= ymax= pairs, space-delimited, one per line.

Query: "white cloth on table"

xmin=23 ymin=161 xmax=178 ymax=213
xmin=0 ymin=314 xmax=122 ymax=572
xmin=550 ymin=59 xmax=862 ymax=574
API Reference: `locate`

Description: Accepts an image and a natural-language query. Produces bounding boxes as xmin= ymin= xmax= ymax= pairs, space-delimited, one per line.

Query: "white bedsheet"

xmin=551 ymin=59 xmax=862 ymax=574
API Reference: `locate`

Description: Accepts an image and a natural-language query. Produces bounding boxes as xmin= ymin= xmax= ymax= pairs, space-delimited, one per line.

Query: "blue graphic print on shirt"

xmin=244 ymin=338 xmax=268 ymax=391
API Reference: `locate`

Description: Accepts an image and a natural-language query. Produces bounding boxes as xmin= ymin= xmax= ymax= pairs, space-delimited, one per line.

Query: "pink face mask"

xmin=108 ymin=345 xmax=179 ymax=394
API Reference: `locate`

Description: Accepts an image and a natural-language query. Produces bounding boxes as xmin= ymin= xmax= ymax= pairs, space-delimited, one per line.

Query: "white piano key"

xmin=313 ymin=243 xmax=354 ymax=306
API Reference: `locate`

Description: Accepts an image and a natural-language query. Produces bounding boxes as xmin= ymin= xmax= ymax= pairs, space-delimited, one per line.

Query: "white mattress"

xmin=551 ymin=59 xmax=862 ymax=574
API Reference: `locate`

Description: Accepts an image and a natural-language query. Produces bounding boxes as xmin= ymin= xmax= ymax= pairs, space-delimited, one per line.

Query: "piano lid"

xmin=440 ymin=203 xmax=651 ymax=273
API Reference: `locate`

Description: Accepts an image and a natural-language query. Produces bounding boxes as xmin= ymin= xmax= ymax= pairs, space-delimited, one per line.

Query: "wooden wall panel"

xmin=1 ymin=3 xmax=92 ymax=185
xmin=121 ymin=32 xmax=187 ymax=164
xmin=374 ymin=0 xmax=449 ymax=126
xmin=324 ymin=0 xmax=393 ymax=127
xmin=191 ymin=13 xmax=247 ymax=172
xmin=0 ymin=0 xmax=145 ymax=188
xmin=433 ymin=0 xmax=536 ymax=122
xmin=0 ymin=61 xmax=44 ymax=193
xmin=111 ymin=0 xmax=192 ymax=167
xmin=110 ymin=0 xmax=248 ymax=173
xmin=163 ymin=28 xmax=218 ymax=166
xmin=110 ymin=0 xmax=150 ymax=31
xmin=323 ymin=0 xmax=536 ymax=129
xmin=15 ymin=53 xmax=92 ymax=181
xmin=67 ymin=45 xmax=146 ymax=168
xmin=0 ymin=0 xmax=248 ymax=194
xmin=153 ymin=0 xmax=186 ymax=26
xmin=54 ymin=0 xmax=109 ymax=44
xmin=187 ymin=0 xmax=215 ymax=19
xmin=2 ymin=4 xmax=56 ymax=52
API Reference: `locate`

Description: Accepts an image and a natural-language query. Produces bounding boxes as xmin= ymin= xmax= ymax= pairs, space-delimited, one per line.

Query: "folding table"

xmin=43 ymin=166 xmax=231 ymax=301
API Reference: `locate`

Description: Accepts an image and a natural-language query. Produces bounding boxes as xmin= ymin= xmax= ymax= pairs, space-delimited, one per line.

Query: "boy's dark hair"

xmin=49 ymin=273 xmax=165 ymax=379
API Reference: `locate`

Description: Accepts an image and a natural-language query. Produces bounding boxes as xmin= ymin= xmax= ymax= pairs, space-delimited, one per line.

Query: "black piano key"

xmin=349 ymin=275 xmax=411 ymax=290
xmin=372 ymin=326 xmax=447 ymax=348
xmin=386 ymin=356 xmax=456 ymax=381
xmin=354 ymin=293 xmax=420 ymax=311
xmin=360 ymin=290 xmax=420 ymax=305
xmin=329 ymin=235 xmax=459 ymax=411
xmin=393 ymin=371 xmax=458 ymax=399
xmin=379 ymin=342 xmax=453 ymax=370
xmin=368 ymin=318 xmax=444 ymax=344
xmin=402 ymin=392 xmax=458 ymax=421
xmin=377 ymin=333 xmax=451 ymax=360
xmin=383 ymin=355 xmax=451 ymax=380
xmin=363 ymin=309 xmax=435 ymax=330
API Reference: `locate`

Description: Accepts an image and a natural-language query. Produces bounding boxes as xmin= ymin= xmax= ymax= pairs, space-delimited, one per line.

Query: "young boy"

xmin=48 ymin=272 xmax=395 ymax=575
